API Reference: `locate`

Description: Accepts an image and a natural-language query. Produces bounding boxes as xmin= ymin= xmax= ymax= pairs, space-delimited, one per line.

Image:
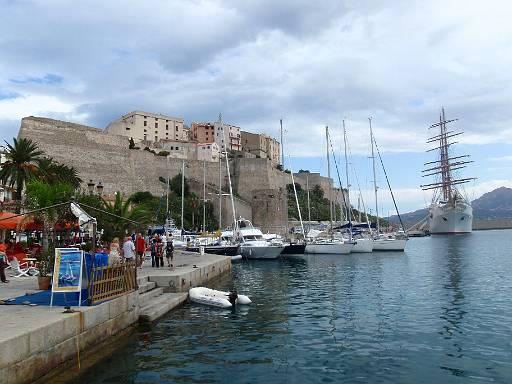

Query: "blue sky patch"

xmin=9 ymin=73 xmax=63 ymax=85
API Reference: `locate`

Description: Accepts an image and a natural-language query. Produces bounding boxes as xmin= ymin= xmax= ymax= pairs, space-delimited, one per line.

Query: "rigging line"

xmin=328 ymin=136 xmax=349 ymax=221
xmin=345 ymin=132 xmax=369 ymax=224
xmin=371 ymin=135 xmax=405 ymax=231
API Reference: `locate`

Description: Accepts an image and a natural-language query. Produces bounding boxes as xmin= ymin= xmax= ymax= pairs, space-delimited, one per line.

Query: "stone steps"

xmin=138 ymin=281 xmax=156 ymax=294
xmin=138 ymin=287 xmax=164 ymax=307
xmin=139 ymin=293 xmax=188 ymax=323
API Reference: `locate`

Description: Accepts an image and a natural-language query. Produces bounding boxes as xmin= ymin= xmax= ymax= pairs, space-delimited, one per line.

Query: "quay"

xmin=0 ymin=250 xmax=231 ymax=384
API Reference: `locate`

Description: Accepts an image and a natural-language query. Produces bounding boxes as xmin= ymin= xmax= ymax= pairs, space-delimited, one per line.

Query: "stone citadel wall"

xmin=18 ymin=117 xmax=341 ymax=233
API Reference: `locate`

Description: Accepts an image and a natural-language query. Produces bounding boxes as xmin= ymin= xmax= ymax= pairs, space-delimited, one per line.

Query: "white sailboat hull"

xmin=352 ymin=238 xmax=373 ymax=253
xmin=240 ymin=243 xmax=284 ymax=259
xmin=429 ymin=201 xmax=473 ymax=234
xmin=305 ymin=242 xmax=355 ymax=254
xmin=373 ymin=238 xmax=407 ymax=251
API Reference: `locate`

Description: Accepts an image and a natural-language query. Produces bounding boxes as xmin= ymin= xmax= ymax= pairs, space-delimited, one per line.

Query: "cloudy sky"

xmin=1 ymin=0 xmax=511 ymax=214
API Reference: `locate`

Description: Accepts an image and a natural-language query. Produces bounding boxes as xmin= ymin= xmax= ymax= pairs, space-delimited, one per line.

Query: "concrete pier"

xmin=0 ymin=250 xmax=231 ymax=384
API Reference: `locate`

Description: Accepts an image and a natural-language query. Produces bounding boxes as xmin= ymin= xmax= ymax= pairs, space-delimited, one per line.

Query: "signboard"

xmin=50 ymin=248 xmax=83 ymax=307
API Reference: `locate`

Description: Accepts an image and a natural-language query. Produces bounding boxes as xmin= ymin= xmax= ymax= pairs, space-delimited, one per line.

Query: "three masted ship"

xmin=420 ymin=108 xmax=476 ymax=234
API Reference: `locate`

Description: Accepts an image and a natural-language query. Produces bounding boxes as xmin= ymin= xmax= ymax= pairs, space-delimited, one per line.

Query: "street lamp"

xmin=87 ymin=180 xmax=95 ymax=195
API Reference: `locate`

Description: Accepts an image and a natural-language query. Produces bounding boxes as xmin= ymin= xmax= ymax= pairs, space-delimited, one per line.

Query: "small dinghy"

xmin=189 ymin=287 xmax=251 ymax=308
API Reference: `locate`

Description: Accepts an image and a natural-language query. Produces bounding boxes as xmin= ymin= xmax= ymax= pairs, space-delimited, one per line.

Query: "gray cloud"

xmin=0 ymin=0 xmax=511 ymax=158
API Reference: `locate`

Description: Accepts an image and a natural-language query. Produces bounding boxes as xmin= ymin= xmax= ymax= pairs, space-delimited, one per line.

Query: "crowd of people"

xmin=108 ymin=232 xmax=174 ymax=269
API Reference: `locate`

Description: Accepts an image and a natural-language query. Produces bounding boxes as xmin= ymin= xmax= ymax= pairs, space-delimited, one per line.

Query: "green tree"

xmin=0 ymin=138 xmax=44 ymax=210
xmin=100 ymin=193 xmax=152 ymax=239
xmin=25 ymin=180 xmax=75 ymax=252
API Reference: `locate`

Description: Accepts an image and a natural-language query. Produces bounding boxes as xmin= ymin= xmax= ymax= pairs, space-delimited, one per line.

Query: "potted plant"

xmin=37 ymin=248 xmax=53 ymax=290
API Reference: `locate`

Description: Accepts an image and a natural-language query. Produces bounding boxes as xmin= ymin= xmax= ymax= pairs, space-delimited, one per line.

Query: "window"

xmin=155 ymin=136 xmax=158 ymax=141
xmin=125 ymin=127 xmax=130 ymax=131
xmin=144 ymin=129 xmax=147 ymax=132
xmin=166 ymin=125 xmax=169 ymax=130
xmin=176 ymin=146 xmax=179 ymax=150
xmin=171 ymin=146 xmax=174 ymax=150
xmin=207 ymin=146 xmax=211 ymax=149
xmin=155 ymin=131 xmax=158 ymax=134
xmin=144 ymin=116 xmax=147 ymax=119
xmin=144 ymin=121 xmax=147 ymax=127
xmin=166 ymin=120 xmax=169 ymax=123
xmin=175 ymin=127 xmax=178 ymax=131
xmin=155 ymin=122 xmax=158 ymax=128
xmin=155 ymin=118 xmax=158 ymax=121
xmin=144 ymin=134 xmax=147 ymax=140
xmin=166 ymin=132 xmax=169 ymax=136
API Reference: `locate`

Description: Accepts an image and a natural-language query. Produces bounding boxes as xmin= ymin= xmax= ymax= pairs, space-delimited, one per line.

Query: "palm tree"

xmin=37 ymin=157 xmax=82 ymax=188
xmin=0 ymin=138 xmax=44 ymax=210
xmin=101 ymin=193 xmax=150 ymax=239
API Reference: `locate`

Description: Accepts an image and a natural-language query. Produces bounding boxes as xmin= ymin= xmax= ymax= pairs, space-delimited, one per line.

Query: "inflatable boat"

xmin=189 ymin=287 xmax=252 ymax=308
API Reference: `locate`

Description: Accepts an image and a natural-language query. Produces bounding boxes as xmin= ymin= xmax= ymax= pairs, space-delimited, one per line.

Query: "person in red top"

xmin=135 ymin=233 xmax=146 ymax=267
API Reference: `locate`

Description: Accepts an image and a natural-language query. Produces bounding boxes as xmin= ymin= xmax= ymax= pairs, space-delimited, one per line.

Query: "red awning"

xmin=0 ymin=212 xmax=23 ymax=230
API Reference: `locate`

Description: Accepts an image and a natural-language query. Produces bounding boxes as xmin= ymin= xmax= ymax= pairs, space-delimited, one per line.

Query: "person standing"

xmin=135 ymin=233 xmax=146 ymax=267
xmin=122 ymin=236 xmax=136 ymax=264
xmin=165 ymin=237 xmax=174 ymax=268
xmin=108 ymin=237 xmax=122 ymax=266
xmin=0 ymin=243 xmax=9 ymax=283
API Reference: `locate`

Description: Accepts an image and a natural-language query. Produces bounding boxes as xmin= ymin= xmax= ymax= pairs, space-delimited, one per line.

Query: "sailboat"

xmin=341 ymin=120 xmax=373 ymax=253
xmin=369 ymin=118 xmax=408 ymax=251
xmin=420 ymin=108 xmax=475 ymax=234
xmin=217 ymin=114 xmax=284 ymax=259
xmin=305 ymin=126 xmax=355 ymax=255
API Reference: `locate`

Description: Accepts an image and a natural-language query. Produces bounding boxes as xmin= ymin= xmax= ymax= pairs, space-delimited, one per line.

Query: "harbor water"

xmin=70 ymin=229 xmax=512 ymax=383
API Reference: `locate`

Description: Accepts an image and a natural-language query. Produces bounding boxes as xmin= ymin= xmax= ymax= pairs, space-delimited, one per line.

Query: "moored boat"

xmin=420 ymin=108 xmax=476 ymax=234
xmin=189 ymin=287 xmax=251 ymax=308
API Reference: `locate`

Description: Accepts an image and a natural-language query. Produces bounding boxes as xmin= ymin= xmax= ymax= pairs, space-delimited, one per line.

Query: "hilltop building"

xmin=241 ymin=131 xmax=280 ymax=166
xmin=191 ymin=122 xmax=241 ymax=151
xmin=106 ymin=111 xmax=186 ymax=143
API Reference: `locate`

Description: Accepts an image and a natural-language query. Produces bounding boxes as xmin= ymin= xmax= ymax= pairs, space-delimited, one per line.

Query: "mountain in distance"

xmin=390 ymin=187 xmax=512 ymax=224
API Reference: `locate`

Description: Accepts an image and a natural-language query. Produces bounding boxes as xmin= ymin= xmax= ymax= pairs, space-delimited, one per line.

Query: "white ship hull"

xmin=352 ymin=238 xmax=373 ymax=253
xmin=373 ymin=238 xmax=407 ymax=251
xmin=428 ymin=201 xmax=473 ymax=234
xmin=305 ymin=242 xmax=355 ymax=254
xmin=240 ymin=242 xmax=284 ymax=259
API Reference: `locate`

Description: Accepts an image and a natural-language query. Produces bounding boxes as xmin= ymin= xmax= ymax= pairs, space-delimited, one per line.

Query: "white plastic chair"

xmin=10 ymin=257 xmax=30 ymax=277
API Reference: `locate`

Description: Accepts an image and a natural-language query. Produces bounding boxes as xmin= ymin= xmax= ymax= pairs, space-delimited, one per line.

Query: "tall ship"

xmin=421 ymin=108 xmax=476 ymax=234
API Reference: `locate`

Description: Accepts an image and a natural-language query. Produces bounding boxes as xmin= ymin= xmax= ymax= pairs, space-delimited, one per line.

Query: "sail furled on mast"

xmin=420 ymin=108 xmax=476 ymax=199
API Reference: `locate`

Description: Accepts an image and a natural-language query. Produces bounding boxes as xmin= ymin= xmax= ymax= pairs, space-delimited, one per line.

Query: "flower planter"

xmin=37 ymin=276 xmax=52 ymax=290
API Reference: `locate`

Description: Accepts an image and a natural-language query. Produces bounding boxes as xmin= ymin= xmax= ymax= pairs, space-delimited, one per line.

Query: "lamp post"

xmin=87 ymin=180 xmax=95 ymax=195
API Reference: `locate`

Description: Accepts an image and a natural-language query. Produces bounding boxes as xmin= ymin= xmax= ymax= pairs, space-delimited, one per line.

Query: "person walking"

xmin=165 ymin=237 xmax=174 ymax=268
xmin=154 ymin=237 xmax=164 ymax=268
xmin=135 ymin=233 xmax=146 ymax=267
xmin=122 ymin=236 xmax=136 ymax=264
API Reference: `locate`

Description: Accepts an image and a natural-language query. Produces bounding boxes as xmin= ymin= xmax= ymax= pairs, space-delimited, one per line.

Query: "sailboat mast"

xmin=220 ymin=114 xmax=237 ymax=232
xmin=369 ymin=118 xmax=379 ymax=235
xmin=306 ymin=173 xmax=311 ymax=225
xmin=440 ymin=107 xmax=452 ymax=202
xmin=289 ymin=158 xmax=305 ymax=239
xmin=326 ymin=126 xmax=333 ymax=231
xmin=343 ymin=120 xmax=352 ymax=239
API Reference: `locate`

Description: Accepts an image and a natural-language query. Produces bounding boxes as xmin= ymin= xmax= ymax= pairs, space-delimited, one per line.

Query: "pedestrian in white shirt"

xmin=122 ymin=237 xmax=136 ymax=263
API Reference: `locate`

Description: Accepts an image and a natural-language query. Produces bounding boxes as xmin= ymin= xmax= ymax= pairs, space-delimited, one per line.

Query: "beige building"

xmin=191 ymin=122 xmax=241 ymax=152
xmin=106 ymin=111 xmax=185 ymax=143
xmin=197 ymin=142 xmax=220 ymax=162
xmin=241 ymin=131 xmax=281 ymax=165
xmin=159 ymin=139 xmax=197 ymax=161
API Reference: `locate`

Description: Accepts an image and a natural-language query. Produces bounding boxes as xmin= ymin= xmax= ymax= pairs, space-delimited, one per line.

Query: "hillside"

xmin=390 ymin=187 xmax=512 ymax=224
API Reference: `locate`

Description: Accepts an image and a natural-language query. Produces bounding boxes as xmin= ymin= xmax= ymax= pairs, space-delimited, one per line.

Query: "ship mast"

xmin=420 ymin=108 xmax=476 ymax=201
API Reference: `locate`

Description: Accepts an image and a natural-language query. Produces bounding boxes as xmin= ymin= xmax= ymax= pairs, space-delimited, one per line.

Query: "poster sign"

xmin=51 ymin=248 xmax=83 ymax=292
